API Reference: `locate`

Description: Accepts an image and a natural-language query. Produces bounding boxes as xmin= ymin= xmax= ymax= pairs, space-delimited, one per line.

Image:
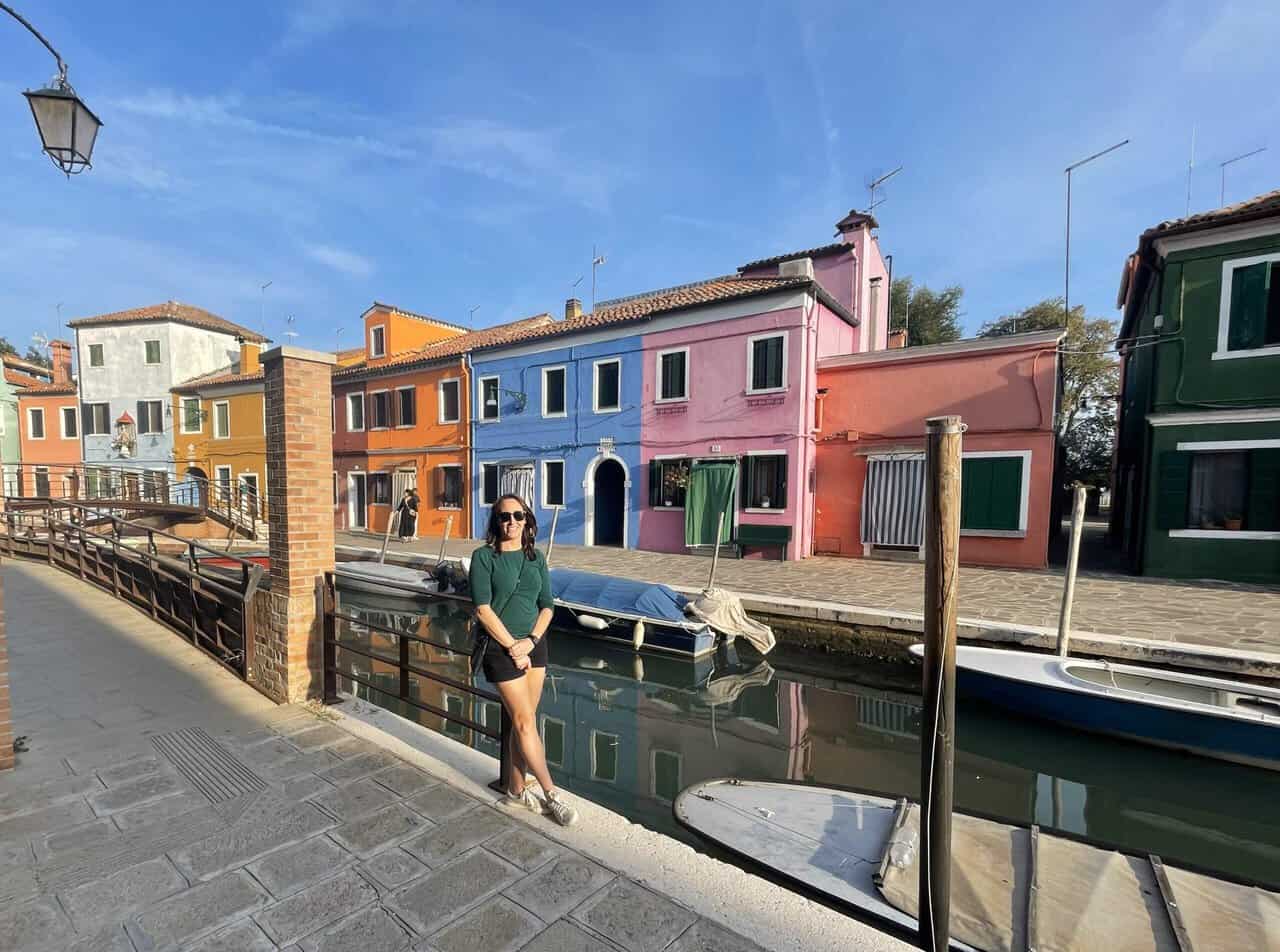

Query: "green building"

xmin=1111 ymin=189 xmax=1280 ymax=584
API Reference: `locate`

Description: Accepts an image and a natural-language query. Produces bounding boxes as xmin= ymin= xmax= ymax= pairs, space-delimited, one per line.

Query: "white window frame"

xmin=143 ymin=338 xmax=162 ymax=365
xmin=26 ymin=407 xmax=45 ymax=440
xmin=84 ymin=402 xmax=110 ymax=436
xmin=480 ymin=462 xmax=499 ymax=505
xmin=540 ymin=715 xmax=566 ymax=767
xmin=478 ymin=375 xmax=500 ymax=422
xmin=87 ymin=342 xmax=104 ymax=367
xmin=437 ymin=463 xmax=463 ymax=510
xmin=742 ymin=450 xmax=788 ymax=513
xmin=346 ymin=392 xmax=365 ymax=432
xmin=214 ymin=465 xmax=233 ymax=501
xmin=394 ymin=386 xmax=417 ymax=429
xmin=959 ymin=450 xmax=1032 ymax=538
xmin=438 ymin=377 xmax=461 ymax=424
xmin=1167 ymin=438 xmax=1280 ymax=540
xmin=590 ymin=729 xmax=620 ymax=783
xmin=212 ymin=400 xmax=231 ymax=440
xmin=138 ymin=399 xmax=163 ymax=436
xmin=541 ymin=458 xmax=566 ymax=509
xmin=592 ymin=357 xmax=622 ymax=414
xmin=59 ymin=405 xmax=77 ymax=440
xmin=654 ymin=346 xmax=690 ymax=404
xmin=541 ymin=365 xmax=568 ymax=418
xmin=649 ymin=749 xmax=683 ymax=804
xmin=746 ymin=331 xmax=788 ymax=395
xmin=651 ymin=454 xmax=690 ymax=510
xmin=369 ymin=324 xmax=387 ymax=358
xmin=1214 ymin=251 xmax=1280 ymax=360
xmin=180 ymin=396 xmax=202 ymax=434
xmin=368 ymin=389 xmax=391 ymax=430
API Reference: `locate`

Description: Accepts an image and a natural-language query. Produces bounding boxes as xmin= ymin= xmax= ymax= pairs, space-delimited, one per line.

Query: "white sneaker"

xmin=500 ymin=786 xmax=548 ymax=815
xmin=543 ymin=789 xmax=579 ymax=827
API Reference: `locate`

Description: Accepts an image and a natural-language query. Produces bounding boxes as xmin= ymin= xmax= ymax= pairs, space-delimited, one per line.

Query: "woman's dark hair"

xmin=485 ymin=493 xmax=538 ymax=560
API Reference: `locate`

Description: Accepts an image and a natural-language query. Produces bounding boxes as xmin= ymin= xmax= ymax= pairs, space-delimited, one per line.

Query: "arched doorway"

xmin=184 ymin=466 xmax=209 ymax=509
xmin=592 ymin=459 xmax=626 ymax=547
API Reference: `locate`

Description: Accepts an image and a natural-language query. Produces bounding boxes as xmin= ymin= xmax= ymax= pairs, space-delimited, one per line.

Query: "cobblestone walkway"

xmin=338 ymin=530 xmax=1280 ymax=657
xmin=1 ymin=560 xmax=902 ymax=952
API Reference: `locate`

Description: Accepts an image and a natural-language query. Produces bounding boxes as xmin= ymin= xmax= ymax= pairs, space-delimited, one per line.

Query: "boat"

xmin=674 ymin=778 xmax=1279 ymax=951
xmin=910 ymin=644 xmax=1280 ymax=772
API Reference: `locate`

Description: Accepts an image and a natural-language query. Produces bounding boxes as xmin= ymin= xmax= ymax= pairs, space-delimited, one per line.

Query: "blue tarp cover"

xmin=550 ymin=568 xmax=690 ymax=624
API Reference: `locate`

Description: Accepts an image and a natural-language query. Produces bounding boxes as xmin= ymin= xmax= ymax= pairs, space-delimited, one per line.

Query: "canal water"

xmin=333 ymin=589 xmax=1280 ymax=890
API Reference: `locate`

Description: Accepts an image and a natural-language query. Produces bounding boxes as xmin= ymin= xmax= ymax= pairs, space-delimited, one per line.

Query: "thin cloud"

xmin=304 ymin=242 xmax=374 ymax=278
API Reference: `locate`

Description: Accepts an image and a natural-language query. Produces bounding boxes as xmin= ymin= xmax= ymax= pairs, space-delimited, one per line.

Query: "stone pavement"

xmin=337 ymin=530 xmax=1280 ymax=661
xmin=0 ymin=560 xmax=909 ymax=952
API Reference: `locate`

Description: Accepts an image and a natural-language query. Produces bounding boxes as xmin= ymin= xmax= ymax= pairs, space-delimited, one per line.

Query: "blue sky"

xmin=1 ymin=0 xmax=1276 ymax=353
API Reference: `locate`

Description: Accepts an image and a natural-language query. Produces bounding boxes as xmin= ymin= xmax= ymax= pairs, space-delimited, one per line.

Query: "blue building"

xmin=470 ymin=302 xmax=642 ymax=548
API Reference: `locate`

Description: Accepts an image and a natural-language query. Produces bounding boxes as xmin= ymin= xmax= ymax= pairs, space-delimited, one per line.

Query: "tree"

xmin=0 ymin=338 xmax=15 ymax=358
xmin=890 ymin=277 xmax=964 ymax=346
xmin=22 ymin=346 xmax=51 ymax=368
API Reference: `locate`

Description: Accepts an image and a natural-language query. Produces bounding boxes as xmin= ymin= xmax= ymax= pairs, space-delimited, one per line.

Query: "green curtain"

xmin=685 ymin=461 xmax=736 ymax=546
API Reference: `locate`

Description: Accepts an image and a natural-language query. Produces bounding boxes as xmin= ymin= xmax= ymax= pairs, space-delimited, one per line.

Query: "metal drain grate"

xmin=152 ymin=727 xmax=267 ymax=804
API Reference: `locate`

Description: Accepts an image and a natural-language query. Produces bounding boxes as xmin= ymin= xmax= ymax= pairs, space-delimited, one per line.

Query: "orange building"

xmin=15 ymin=340 xmax=78 ymax=496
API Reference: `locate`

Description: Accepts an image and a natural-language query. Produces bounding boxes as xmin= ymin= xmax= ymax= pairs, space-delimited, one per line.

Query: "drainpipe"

xmin=464 ymin=351 xmax=476 ymax=540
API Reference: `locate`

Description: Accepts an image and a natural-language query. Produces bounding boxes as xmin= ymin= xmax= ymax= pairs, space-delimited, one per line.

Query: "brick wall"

xmin=0 ymin=566 xmax=12 ymax=771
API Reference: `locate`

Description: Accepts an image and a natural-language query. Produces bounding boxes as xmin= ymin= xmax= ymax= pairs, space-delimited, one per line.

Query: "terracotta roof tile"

xmin=67 ymin=301 xmax=270 ymax=343
xmin=16 ymin=380 xmax=76 ymax=395
xmin=333 ymin=313 xmax=556 ymax=379
xmin=1144 ymin=188 xmax=1280 ymax=239
xmin=738 ymin=241 xmax=851 ymax=271
xmin=4 ymin=368 xmax=47 ymax=389
xmin=366 ymin=302 xmax=468 ymax=332
xmin=171 ymin=363 xmax=265 ymax=393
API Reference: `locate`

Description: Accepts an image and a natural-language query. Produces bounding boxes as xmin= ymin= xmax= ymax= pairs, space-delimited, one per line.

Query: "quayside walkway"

xmin=0 ymin=560 xmax=908 ymax=952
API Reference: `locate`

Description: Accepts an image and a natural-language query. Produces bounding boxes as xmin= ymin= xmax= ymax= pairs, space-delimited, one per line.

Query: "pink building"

xmin=813 ymin=329 xmax=1064 ymax=569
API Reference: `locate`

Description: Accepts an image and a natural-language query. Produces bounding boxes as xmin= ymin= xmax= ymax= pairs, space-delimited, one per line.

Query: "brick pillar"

xmin=0 ymin=567 xmax=12 ymax=771
xmin=257 ymin=346 xmax=337 ymax=703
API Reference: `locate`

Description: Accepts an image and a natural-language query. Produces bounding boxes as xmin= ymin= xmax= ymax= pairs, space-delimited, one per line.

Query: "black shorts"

xmin=481 ymin=636 xmax=548 ymax=683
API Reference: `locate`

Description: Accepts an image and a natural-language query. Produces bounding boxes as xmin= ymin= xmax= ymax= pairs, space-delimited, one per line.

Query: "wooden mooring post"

xmin=920 ymin=415 xmax=962 ymax=952
xmin=1057 ymin=484 xmax=1087 ymax=657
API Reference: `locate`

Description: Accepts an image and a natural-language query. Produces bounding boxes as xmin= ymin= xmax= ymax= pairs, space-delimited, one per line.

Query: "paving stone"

xmin=0 ymin=797 xmax=93 ymax=842
xmin=520 ymin=919 xmax=620 ymax=952
xmin=98 ymin=755 xmax=163 ymax=786
xmin=253 ymin=868 xmax=378 ymax=946
xmin=313 ymin=776 xmax=399 ymax=820
xmin=186 ymin=918 xmax=277 ymax=951
xmin=668 ymin=918 xmax=769 ymax=952
xmin=280 ymin=773 xmax=336 ymax=802
xmin=170 ymin=801 xmax=335 ymax=882
xmin=331 ymin=802 xmax=429 ymax=857
xmin=128 ymin=870 xmax=271 ymax=952
xmin=485 ymin=826 xmax=564 ymax=871
xmin=325 ymin=736 xmax=370 ymax=759
xmin=371 ymin=763 xmax=437 ymax=797
xmin=570 ymin=880 xmax=698 ymax=952
xmin=0 ymin=896 xmax=76 ymax=952
xmin=401 ymin=808 xmax=514 ymax=867
xmin=65 ymin=924 xmax=137 ymax=952
xmin=258 ymin=750 xmax=343 ymax=782
xmin=0 ymin=839 xmax=34 ymax=868
xmin=318 ymin=751 xmax=398 ymax=784
xmin=111 ymin=790 xmax=210 ymax=830
xmin=360 ymin=848 xmax=428 ymax=890
xmin=505 ymin=853 xmax=615 ymax=922
xmin=0 ymin=771 xmax=101 ymax=819
xmin=0 ymin=865 xmax=37 ymax=904
xmin=298 ymin=903 xmax=413 ymax=952
xmin=387 ymin=848 xmax=522 ymax=937
xmin=404 ymin=784 xmax=476 ymax=822
xmin=235 ymin=736 xmax=301 ymax=766
xmin=428 ymin=895 xmax=543 ymax=952
xmin=222 ymin=727 xmax=279 ymax=748
xmin=88 ymin=770 xmax=184 ymax=815
xmin=247 ymin=833 xmax=351 ymax=898
xmin=60 ymin=855 xmax=187 ymax=932
xmin=36 ymin=816 xmax=119 ymax=859
xmin=288 ymin=724 xmax=350 ymax=750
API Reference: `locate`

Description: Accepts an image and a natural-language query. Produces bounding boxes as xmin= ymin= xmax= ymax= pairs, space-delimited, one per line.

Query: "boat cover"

xmin=687 ymin=588 xmax=776 ymax=654
xmin=549 ymin=568 xmax=691 ymax=625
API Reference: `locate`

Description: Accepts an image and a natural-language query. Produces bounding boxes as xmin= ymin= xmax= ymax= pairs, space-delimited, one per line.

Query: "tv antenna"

xmin=334 ymin=326 xmax=344 ymax=353
xmin=469 ymin=305 xmax=480 ymax=329
xmin=591 ymin=246 xmax=607 ymax=312
xmin=259 ymin=280 xmax=272 ymax=338
xmin=1220 ymin=147 xmax=1267 ymax=206
xmin=1185 ymin=125 xmax=1196 ymax=216
xmin=284 ymin=315 xmax=299 ymax=342
xmin=868 ymin=166 xmax=903 ymax=214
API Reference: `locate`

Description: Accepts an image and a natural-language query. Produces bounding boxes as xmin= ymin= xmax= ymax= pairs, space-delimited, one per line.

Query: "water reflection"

xmin=334 ymin=589 xmax=1280 ymax=888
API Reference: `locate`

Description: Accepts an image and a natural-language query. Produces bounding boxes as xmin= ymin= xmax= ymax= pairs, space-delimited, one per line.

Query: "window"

xmin=369 ymin=472 xmax=391 ymax=505
xmin=593 ymin=358 xmax=621 ymax=413
xmin=742 ymin=453 xmax=787 ymax=510
xmin=137 ymin=400 xmax=163 ymax=436
xmin=212 ymin=401 xmax=230 ymax=439
xmin=83 ymin=403 xmax=110 ymax=435
xmin=347 ymin=393 xmax=365 ymax=431
xmin=88 ymin=343 xmax=104 ymax=367
xmin=436 ymin=464 xmax=463 ymax=509
xmin=26 ymin=408 xmax=45 ymax=439
xmin=144 ymin=339 xmax=161 ymax=364
xmin=370 ymin=390 xmax=390 ymax=429
xmin=479 ymin=376 xmax=499 ymax=421
xmin=748 ymin=333 xmax=786 ymax=393
xmin=396 ymin=387 xmax=416 ymax=427
xmin=215 ymin=466 xmax=233 ymax=502
xmin=960 ymin=454 xmax=1027 ymax=533
xmin=438 ymin=378 xmax=460 ymax=424
xmin=651 ymin=750 xmax=682 ymax=803
xmin=34 ymin=466 xmax=49 ymax=497
xmin=542 ymin=460 xmax=565 ymax=508
xmin=1219 ymin=253 xmax=1280 ymax=357
xmin=180 ymin=397 xmax=201 ymax=434
xmin=481 ymin=462 xmax=499 ymax=505
xmin=649 ymin=458 xmax=691 ymax=508
xmin=541 ymin=716 xmax=565 ymax=767
xmin=542 ymin=366 xmax=567 ymax=417
xmin=591 ymin=730 xmax=619 ymax=782
xmin=1157 ymin=446 xmax=1280 ymax=534
xmin=657 ymin=348 xmax=689 ymax=402
xmin=370 ymin=325 xmax=386 ymax=358
xmin=332 ymin=471 xmax=339 ymax=507
xmin=60 ymin=406 xmax=77 ymax=439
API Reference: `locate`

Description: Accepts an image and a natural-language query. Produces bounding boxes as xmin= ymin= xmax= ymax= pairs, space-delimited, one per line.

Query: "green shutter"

xmin=649 ymin=459 xmax=662 ymax=507
xmin=1155 ymin=451 xmax=1192 ymax=530
xmin=1248 ymin=449 xmax=1280 ymax=531
xmin=960 ymin=458 xmax=988 ymax=530
xmin=740 ymin=456 xmax=754 ymax=509
xmin=1227 ymin=262 xmax=1269 ymax=351
xmin=987 ymin=457 xmax=1022 ymax=530
xmin=961 ymin=457 xmax=1023 ymax=531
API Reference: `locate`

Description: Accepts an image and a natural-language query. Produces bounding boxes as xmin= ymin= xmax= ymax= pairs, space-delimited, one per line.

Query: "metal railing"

xmin=0 ymin=500 xmax=265 ymax=680
xmin=321 ymin=572 xmax=511 ymax=788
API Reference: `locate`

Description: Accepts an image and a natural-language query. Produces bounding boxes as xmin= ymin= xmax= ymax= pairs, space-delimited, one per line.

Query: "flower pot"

xmin=1224 ymin=518 xmax=1243 ymax=531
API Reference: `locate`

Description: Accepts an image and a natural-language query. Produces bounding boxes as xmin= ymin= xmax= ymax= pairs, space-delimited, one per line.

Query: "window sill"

xmin=542 ymin=412 xmax=568 ymax=420
xmin=594 ymin=407 xmax=622 ymax=415
xmin=394 ymin=424 xmax=416 ymax=430
xmin=654 ymin=397 xmax=689 ymax=405
xmin=478 ymin=418 xmax=500 ymax=424
xmin=745 ymin=386 xmax=788 ymax=397
xmin=439 ymin=418 xmax=461 ymax=425
xmin=652 ymin=505 xmax=685 ymax=511
xmin=369 ymin=426 xmax=390 ymax=432
xmin=1168 ymin=529 xmax=1280 ymax=540
xmin=1211 ymin=345 xmax=1280 ymax=361
xmin=439 ymin=505 xmax=463 ymax=511
xmin=542 ymin=503 xmax=566 ymax=510
xmin=960 ymin=529 xmax=1027 ymax=539
xmin=743 ymin=507 xmax=786 ymax=514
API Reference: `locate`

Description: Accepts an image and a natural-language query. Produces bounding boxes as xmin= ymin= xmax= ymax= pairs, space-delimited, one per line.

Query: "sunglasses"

xmin=498 ymin=510 xmax=526 ymax=524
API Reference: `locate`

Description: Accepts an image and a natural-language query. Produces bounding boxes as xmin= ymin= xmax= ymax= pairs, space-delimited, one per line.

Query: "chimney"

xmin=834 ymin=209 xmax=878 ymax=244
xmin=565 ymin=297 xmax=582 ymax=320
xmin=49 ymin=339 xmax=72 ymax=384
xmin=888 ymin=330 xmax=908 ymax=349
xmin=239 ymin=339 xmax=261 ymax=376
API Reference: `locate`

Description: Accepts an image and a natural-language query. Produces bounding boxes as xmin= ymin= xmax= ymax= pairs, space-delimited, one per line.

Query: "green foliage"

xmin=889 ymin=277 xmax=963 ymax=346
xmin=0 ymin=338 xmax=16 ymax=357
xmin=22 ymin=346 xmax=51 ymax=368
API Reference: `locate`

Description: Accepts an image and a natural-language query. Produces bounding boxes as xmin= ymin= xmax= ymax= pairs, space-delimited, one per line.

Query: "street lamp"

xmin=3 ymin=2 xmax=103 ymax=176
xmin=1064 ymin=139 xmax=1128 ymax=325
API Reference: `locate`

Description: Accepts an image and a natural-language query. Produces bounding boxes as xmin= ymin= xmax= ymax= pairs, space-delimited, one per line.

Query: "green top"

xmin=469 ymin=545 xmax=554 ymax=639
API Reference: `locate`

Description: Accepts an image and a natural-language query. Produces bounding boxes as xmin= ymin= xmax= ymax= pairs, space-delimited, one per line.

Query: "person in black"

xmin=395 ymin=488 xmax=418 ymax=541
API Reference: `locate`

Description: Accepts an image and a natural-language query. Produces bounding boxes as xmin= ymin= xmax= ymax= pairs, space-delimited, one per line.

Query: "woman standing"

xmin=469 ymin=494 xmax=579 ymax=826
xmin=395 ymin=488 xmax=419 ymax=542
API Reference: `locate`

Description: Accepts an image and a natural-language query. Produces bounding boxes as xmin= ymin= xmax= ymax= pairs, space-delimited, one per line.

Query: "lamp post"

xmin=2 ymin=2 xmax=102 ymax=176
xmin=1064 ymin=139 xmax=1128 ymax=325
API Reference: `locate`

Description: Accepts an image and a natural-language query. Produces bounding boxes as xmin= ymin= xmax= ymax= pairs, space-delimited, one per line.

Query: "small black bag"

xmin=469 ymin=553 xmax=530 ymax=673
